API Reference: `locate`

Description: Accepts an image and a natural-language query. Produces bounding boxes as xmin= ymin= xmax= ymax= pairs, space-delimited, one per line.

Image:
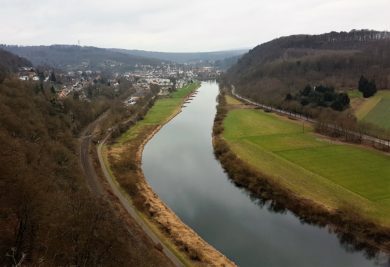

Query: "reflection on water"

xmin=142 ymin=81 xmax=389 ymax=267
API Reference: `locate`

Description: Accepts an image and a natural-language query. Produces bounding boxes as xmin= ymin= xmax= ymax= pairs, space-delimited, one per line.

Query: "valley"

xmin=1 ymin=16 xmax=390 ymax=266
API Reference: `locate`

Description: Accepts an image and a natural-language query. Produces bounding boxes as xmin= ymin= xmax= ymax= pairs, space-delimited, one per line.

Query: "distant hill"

xmin=0 ymin=45 xmax=247 ymax=71
xmin=0 ymin=48 xmax=32 ymax=73
xmin=227 ymin=30 xmax=390 ymax=104
xmin=0 ymin=49 xmax=32 ymax=82
xmin=110 ymin=48 xmax=248 ymax=64
xmin=214 ymin=55 xmax=242 ymax=70
xmin=1 ymin=45 xmax=165 ymax=71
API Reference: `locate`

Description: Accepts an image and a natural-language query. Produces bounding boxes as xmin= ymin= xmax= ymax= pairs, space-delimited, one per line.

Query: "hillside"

xmin=0 ymin=77 xmax=173 ymax=266
xmin=1 ymin=45 xmax=164 ymax=71
xmin=111 ymin=48 xmax=248 ymax=64
xmin=0 ymin=49 xmax=31 ymax=73
xmin=227 ymin=30 xmax=390 ymax=105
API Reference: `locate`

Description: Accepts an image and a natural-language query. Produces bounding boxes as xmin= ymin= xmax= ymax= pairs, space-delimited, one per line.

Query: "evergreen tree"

xmin=358 ymin=75 xmax=377 ymax=98
xmin=358 ymin=75 xmax=368 ymax=93
xmin=50 ymin=72 xmax=56 ymax=82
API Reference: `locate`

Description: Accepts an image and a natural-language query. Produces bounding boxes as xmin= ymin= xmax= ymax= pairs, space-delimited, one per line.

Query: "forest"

xmin=0 ymin=53 xmax=171 ymax=266
xmin=227 ymin=30 xmax=390 ymax=105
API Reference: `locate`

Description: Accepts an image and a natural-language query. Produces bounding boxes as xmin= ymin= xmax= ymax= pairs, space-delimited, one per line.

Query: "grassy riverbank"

xmin=214 ymin=93 xmax=390 ymax=252
xmin=118 ymin=83 xmax=199 ymax=144
xmin=104 ymin=83 xmax=235 ymax=267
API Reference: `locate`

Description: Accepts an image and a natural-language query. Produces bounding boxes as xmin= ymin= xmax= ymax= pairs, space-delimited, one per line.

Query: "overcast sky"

xmin=0 ymin=0 xmax=389 ymax=52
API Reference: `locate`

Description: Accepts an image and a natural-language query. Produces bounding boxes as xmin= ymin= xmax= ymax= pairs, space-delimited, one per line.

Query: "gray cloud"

xmin=0 ymin=0 xmax=389 ymax=51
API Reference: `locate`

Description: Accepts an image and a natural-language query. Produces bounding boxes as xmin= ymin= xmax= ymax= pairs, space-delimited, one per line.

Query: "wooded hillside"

xmin=0 ymin=49 xmax=32 ymax=80
xmin=227 ymin=30 xmax=390 ymax=105
xmin=0 ymin=77 xmax=171 ymax=266
xmin=1 ymin=45 xmax=164 ymax=71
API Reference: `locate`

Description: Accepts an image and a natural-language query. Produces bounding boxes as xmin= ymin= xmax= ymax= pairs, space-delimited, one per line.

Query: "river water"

xmin=142 ymin=81 xmax=387 ymax=267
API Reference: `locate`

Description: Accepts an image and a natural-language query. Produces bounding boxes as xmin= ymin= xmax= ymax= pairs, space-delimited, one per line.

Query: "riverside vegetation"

xmin=105 ymin=82 xmax=235 ymax=267
xmin=213 ymin=91 xmax=390 ymax=256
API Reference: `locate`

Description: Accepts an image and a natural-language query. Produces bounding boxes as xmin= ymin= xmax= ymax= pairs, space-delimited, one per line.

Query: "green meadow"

xmin=362 ymin=96 xmax=390 ymax=129
xmin=118 ymin=82 xmax=199 ymax=144
xmin=223 ymin=101 xmax=390 ymax=225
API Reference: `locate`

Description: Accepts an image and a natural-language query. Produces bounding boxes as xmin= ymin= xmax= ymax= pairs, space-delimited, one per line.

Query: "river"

xmin=142 ymin=81 xmax=387 ymax=267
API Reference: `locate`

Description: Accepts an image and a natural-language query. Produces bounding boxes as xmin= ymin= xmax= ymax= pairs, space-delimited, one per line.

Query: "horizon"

xmin=1 ymin=43 xmax=250 ymax=54
xmin=1 ymin=0 xmax=389 ymax=52
xmin=2 ymin=28 xmax=388 ymax=54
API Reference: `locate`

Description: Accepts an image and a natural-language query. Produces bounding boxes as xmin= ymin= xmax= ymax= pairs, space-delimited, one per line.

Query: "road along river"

xmin=142 ymin=81 xmax=386 ymax=267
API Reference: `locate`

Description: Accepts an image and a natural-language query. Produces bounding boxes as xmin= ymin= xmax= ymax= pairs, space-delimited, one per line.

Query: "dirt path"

xmin=97 ymin=134 xmax=185 ymax=267
xmin=79 ymin=109 xmax=183 ymax=266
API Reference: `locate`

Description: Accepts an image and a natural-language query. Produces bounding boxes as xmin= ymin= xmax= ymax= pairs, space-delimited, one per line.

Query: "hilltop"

xmin=1 ymin=45 xmax=165 ymax=71
xmin=0 ymin=49 xmax=32 ymax=73
xmin=1 ymin=45 xmax=247 ymax=72
xmin=110 ymin=48 xmax=248 ymax=64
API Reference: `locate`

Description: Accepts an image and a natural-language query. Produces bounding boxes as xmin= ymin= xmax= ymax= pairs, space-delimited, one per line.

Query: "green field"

xmin=223 ymin=102 xmax=390 ymax=225
xmin=362 ymin=97 xmax=390 ymax=129
xmin=350 ymin=90 xmax=390 ymax=129
xmin=118 ymin=82 xmax=199 ymax=144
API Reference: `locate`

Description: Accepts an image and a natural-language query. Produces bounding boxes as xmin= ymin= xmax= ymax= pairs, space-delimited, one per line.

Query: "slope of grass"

xmin=223 ymin=99 xmax=390 ymax=225
xmin=225 ymin=95 xmax=243 ymax=105
xmin=355 ymin=93 xmax=383 ymax=120
xmin=362 ymin=97 xmax=390 ymax=129
xmin=351 ymin=90 xmax=390 ymax=129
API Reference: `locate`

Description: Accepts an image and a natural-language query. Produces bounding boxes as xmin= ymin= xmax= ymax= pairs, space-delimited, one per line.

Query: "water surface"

xmin=143 ymin=81 xmax=387 ymax=267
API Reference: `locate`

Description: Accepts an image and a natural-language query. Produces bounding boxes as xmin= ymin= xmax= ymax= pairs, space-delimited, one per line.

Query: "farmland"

xmin=222 ymin=97 xmax=390 ymax=225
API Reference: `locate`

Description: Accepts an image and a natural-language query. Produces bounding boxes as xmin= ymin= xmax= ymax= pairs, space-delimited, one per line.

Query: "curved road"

xmin=96 ymin=134 xmax=184 ymax=267
xmin=79 ymin=112 xmax=184 ymax=267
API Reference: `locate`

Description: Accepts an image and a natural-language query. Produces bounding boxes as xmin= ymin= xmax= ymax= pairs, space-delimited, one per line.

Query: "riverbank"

xmin=104 ymin=83 xmax=235 ymax=267
xmin=213 ymin=92 xmax=390 ymax=254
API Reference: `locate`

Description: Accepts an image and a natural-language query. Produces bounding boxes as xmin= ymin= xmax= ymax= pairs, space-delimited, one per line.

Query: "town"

xmin=17 ymin=62 xmax=221 ymax=105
